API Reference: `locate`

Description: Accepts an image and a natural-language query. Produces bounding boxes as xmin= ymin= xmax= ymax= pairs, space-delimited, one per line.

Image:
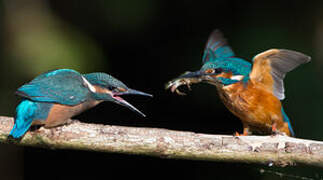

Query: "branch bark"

xmin=0 ymin=116 xmax=322 ymax=167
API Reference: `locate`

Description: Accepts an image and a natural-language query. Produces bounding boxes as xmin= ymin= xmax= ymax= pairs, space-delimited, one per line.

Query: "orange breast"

xmin=44 ymin=100 xmax=101 ymax=128
xmin=216 ymin=81 xmax=289 ymax=135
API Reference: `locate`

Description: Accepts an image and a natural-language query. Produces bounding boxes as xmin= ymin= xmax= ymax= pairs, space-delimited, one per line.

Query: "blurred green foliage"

xmin=4 ymin=0 xmax=105 ymax=75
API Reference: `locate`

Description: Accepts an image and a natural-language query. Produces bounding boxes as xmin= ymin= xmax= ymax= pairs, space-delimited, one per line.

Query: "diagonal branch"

xmin=0 ymin=116 xmax=322 ymax=167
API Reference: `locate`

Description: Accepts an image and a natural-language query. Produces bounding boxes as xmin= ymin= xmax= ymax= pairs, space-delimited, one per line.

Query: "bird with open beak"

xmin=10 ymin=69 xmax=152 ymax=138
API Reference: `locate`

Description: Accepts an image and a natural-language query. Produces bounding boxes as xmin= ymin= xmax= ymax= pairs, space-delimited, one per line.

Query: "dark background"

xmin=0 ymin=0 xmax=322 ymax=179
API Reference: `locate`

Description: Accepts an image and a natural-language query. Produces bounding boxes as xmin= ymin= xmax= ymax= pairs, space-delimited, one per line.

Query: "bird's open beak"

xmin=112 ymin=89 xmax=152 ymax=117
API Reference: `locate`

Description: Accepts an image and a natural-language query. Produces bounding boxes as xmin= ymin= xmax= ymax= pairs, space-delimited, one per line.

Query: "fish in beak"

xmin=165 ymin=70 xmax=215 ymax=95
xmin=166 ymin=71 xmax=209 ymax=95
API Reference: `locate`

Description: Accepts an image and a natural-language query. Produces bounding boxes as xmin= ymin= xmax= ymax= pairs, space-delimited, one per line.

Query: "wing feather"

xmin=202 ymin=30 xmax=235 ymax=64
xmin=250 ymin=49 xmax=311 ymax=100
xmin=16 ymin=69 xmax=91 ymax=105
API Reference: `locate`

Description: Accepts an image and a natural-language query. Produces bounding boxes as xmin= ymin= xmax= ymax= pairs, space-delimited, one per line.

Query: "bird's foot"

xmin=29 ymin=125 xmax=44 ymax=137
xmin=233 ymin=131 xmax=248 ymax=136
xmin=271 ymin=123 xmax=277 ymax=132
xmin=270 ymin=123 xmax=281 ymax=136
xmin=271 ymin=130 xmax=287 ymax=137
xmin=234 ymin=132 xmax=240 ymax=136
xmin=271 ymin=124 xmax=287 ymax=136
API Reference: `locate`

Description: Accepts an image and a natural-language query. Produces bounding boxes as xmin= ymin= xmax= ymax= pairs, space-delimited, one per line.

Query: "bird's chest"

xmin=44 ymin=100 xmax=102 ymax=127
xmin=216 ymin=82 xmax=250 ymax=118
xmin=216 ymin=82 xmax=282 ymax=129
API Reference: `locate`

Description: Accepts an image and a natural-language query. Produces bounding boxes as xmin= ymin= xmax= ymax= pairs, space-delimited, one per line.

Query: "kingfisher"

xmin=10 ymin=69 xmax=152 ymax=138
xmin=166 ymin=30 xmax=310 ymax=136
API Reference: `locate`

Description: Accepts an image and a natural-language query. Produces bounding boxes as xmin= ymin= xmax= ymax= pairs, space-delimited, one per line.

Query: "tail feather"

xmin=281 ymin=107 xmax=295 ymax=137
xmin=10 ymin=100 xmax=38 ymax=138
xmin=9 ymin=119 xmax=33 ymax=138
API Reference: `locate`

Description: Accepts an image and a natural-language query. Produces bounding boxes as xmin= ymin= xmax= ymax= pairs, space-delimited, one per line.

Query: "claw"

xmin=270 ymin=123 xmax=287 ymax=136
xmin=234 ymin=132 xmax=240 ymax=136
xmin=234 ymin=130 xmax=248 ymax=136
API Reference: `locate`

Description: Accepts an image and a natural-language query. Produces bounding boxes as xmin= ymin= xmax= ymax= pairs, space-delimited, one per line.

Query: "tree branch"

xmin=0 ymin=116 xmax=322 ymax=167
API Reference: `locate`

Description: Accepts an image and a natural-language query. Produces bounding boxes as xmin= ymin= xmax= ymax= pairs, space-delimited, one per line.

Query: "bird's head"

xmin=166 ymin=30 xmax=252 ymax=94
xmin=178 ymin=61 xmax=233 ymax=86
xmin=83 ymin=73 xmax=152 ymax=117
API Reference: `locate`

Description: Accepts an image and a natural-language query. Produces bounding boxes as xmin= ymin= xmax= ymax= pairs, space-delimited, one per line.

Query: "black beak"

xmin=112 ymin=88 xmax=152 ymax=117
xmin=178 ymin=71 xmax=206 ymax=79
xmin=114 ymin=89 xmax=153 ymax=97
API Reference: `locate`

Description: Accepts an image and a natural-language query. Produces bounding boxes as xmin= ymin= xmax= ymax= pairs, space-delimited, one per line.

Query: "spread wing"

xmin=250 ymin=49 xmax=311 ymax=100
xmin=16 ymin=69 xmax=91 ymax=105
xmin=202 ymin=29 xmax=235 ymax=64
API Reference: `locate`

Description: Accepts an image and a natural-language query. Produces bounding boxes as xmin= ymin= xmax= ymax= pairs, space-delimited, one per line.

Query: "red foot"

xmin=272 ymin=123 xmax=277 ymax=132
xmin=234 ymin=132 xmax=248 ymax=136
xmin=243 ymin=130 xmax=249 ymax=136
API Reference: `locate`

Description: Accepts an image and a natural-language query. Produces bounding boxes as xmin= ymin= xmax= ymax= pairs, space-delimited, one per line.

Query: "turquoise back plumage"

xmin=16 ymin=69 xmax=91 ymax=105
xmin=10 ymin=69 xmax=139 ymax=138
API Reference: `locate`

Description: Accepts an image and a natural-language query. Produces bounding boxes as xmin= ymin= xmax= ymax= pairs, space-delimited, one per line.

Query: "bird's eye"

xmin=205 ymin=69 xmax=215 ymax=74
xmin=205 ymin=68 xmax=223 ymax=74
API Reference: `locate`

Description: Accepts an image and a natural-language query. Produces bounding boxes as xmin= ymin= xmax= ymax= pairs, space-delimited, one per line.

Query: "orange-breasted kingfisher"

xmin=166 ymin=30 xmax=310 ymax=136
xmin=10 ymin=69 xmax=152 ymax=138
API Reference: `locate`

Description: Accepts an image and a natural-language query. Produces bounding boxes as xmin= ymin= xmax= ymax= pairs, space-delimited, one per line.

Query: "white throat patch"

xmin=230 ymin=75 xmax=244 ymax=81
xmin=82 ymin=76 xmax=96 ymax=92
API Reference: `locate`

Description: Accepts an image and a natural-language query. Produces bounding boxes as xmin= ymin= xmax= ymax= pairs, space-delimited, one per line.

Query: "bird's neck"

xmin=91 ymin=93 xmax=112 ymax=101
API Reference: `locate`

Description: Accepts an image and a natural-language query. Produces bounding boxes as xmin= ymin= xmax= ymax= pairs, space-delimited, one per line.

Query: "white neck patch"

xmin=82 ymin=76 xmax=96 ymax=92
xmin=230 ymin=75 xmax=244 ymax=81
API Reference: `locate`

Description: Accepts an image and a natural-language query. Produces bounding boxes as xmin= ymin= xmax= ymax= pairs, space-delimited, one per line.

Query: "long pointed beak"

xmin=112 ymin=95 xmax=147 ymax=117
xmin=178 ymin=71 xmax=205 ymax=79
xmin=112 ymin=88 xmax=152 ymax=117
xmin=114 ymin=88 xmax=153 ymax=97
xmin=166 ymin=70 xmax=217 ymax=95
xmin=178 ymin=70 xmax=217 ymax=82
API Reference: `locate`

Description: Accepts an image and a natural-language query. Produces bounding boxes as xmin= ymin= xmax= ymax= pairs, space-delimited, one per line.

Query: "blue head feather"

xmin=83 ymin=73 xmax=128 ymax=89
xmin=201 ymin=58 xmax=252 ymax=77
xmin=83 ymin=72 xmax=151 ymax=117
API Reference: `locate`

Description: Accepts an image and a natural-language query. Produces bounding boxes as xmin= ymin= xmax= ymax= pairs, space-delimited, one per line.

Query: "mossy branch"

xmin=0 ymin=116 xmax=322 ymax=167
